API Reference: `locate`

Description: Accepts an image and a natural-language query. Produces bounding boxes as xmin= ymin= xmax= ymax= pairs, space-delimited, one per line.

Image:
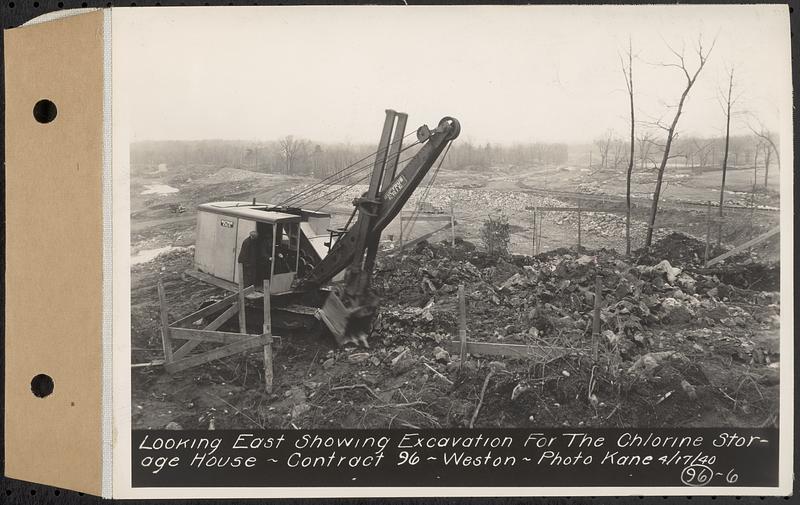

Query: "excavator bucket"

xmin=316 ymin=291 xmax=374 ymax=347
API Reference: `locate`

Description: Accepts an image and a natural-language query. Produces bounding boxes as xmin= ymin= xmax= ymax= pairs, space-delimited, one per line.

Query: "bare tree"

xmin=753 ymin=140 xmax=760 ymax=190
xmin=593 ymin=131 xmax=613 ymax=170
xmin=717 ymin=67 xmax=737 ymax=247
xmin=278 ymin=135 xmax=307 ymax=175
xmin=748 ymin=123 xmax=779 ymax=187
xmin=691 ymin=138 xmax=714 ymax=169
xmin=620 ymin=37 xmax=635 ymax=255
xmin=636 ymin=131 xmax=656 ymax=170
xmin=644 ymin=36 xmax=715 ymax=248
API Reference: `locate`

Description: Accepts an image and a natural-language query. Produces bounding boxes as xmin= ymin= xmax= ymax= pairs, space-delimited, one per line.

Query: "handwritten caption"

xmin=134 ymin=430 xmax=772 ymax=487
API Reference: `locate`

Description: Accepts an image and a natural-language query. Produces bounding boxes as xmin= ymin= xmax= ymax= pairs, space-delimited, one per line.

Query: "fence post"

xmin=458 ymin=284 xmax=467 ymax=371
xmin=577 ymin=204 xmax=582 ymax=251
xmin=704 ymin=201 xmax=712 ymax=267
xmin=450 ymin=202 xmax=456 ymax=247
xmin=238 ymin=263 xmax=247 ymax=333
xmin=592 ymin=275 xmax=601 ymax=361
xmin=157 ymin=280 xmax=174 ymax=364
xmin=263 ymin=279 xmax=273 ymax=394
xmin=398 ymin=213 xmax=404 ymax=251
xmin=531 ymin=207 xmax=537 ymax=256
xmin=538 ymin=212 xmax=544 ymax=255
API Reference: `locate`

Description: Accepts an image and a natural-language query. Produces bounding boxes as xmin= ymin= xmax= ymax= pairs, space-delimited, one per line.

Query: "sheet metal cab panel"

xmin=195 ymin=210 xmax=238 ymax=281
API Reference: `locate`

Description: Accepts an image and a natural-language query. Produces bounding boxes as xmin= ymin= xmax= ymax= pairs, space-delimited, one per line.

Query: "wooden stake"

xmin=458 ymin=284 xmax=467 ymax=371
xmin=237 ymin=263 xmax=247 ymax=333
xmin=532 ymin=207 xmax=537 ymax=256
xmin=262 ymin=279 xmax=274 ymax=394
xmin=704 ymin=201 xmax=712 ymax=267
xmin=450 ymin=202 xmax=456 ymax=247
xmin=398 ymin=213 xmax=404 ymax=250
xmin=577 ymin=204 xmax=582 ymax=251
xmin=538 ymin=212 xmax=544 ymax=254
xmin=157 ymin=280 xmax=174 ymax=364
xmin=592 ymin=276 xmax=601 ymax=361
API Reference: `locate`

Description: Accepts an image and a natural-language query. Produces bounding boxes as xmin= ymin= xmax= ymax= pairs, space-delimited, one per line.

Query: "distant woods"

xmin=130 ymin=138 xmax=569 ymax=177
xmin=131 ymin=132 xmax=775 ymax=182
xmin=588 ymin=131 xmax=778 ymax=180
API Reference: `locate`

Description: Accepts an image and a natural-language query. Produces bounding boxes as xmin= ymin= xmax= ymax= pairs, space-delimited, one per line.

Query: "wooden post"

xmin=532 ymin=207 xmax=537 ymax=256
xmin=399 ymin=213 xmax=404 ymax=250
xmin=262 ymin=279 xmax=273 ymax=394
xmin=157 ymin=280 xmax=174 ymax=364
xmin=592 ymin=276 xmax=601 ymax=361
xmin=237 ymin=263 xmax=247 ymax=333
xmin=450 ymin=202 xmax=456 ymax=247
xmin=704 ymin=201 xmax=712 ymax=267
xmin=538 ymin=212 xmax=544 ymax=255
xmin=577 ymin=204 xmax=582 ymax=251
xmin=749 ymin=179 xmax=756 ymax=237
xmin=458 ymin=284 xmax=467 ymax=371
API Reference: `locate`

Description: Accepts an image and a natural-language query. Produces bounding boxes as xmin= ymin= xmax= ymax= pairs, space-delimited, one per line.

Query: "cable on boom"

xmin=277 ymin=130 xmax=420 ymax=208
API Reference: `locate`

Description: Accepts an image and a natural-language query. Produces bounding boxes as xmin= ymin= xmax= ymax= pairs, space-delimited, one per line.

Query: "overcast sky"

xmin=115 ymin=5 xmax=790 ymax=145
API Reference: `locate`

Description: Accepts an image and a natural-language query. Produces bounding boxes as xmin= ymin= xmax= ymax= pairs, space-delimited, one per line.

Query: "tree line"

xmin=130 ymin=138 xmax=570 ymax=176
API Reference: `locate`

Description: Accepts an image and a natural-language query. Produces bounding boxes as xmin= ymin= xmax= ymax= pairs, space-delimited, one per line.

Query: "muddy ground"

xmin=130 ymin=161 xmax=781 ymax=430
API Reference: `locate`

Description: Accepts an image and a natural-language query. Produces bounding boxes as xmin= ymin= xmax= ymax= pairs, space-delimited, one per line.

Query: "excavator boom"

xmin=296 ymin=111 xmax=460 ymax=344
xmin=296 ymin=113 xmax=460 ymax=290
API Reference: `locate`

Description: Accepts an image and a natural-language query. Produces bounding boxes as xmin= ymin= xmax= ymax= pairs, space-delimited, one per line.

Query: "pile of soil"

xmin=130 ymin=238 xmax=780 ymax=431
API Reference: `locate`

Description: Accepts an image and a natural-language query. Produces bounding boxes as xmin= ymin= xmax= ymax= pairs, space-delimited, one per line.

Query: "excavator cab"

xmin=192 ymin=202 xmax=320 ymax=295
xmin=189 ymin=111 xmax=460 ymax=347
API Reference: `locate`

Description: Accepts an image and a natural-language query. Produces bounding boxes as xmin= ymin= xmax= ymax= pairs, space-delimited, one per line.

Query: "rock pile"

xmin=372 ymin=236 xmax=780 ymax=367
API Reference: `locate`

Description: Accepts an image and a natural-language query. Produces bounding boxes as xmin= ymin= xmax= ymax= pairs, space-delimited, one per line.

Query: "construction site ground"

xmin=130 ymin=161 xmax=781 ymax=430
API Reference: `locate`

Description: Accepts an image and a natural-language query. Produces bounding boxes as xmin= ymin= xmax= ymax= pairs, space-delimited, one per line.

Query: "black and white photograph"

xmin=111 ymin=4 xmax=792 ymax=496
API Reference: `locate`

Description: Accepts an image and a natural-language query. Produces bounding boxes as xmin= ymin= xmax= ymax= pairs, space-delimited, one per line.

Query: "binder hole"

xmin=30 ymin=374 xmax=54 ymax=398
xmin=33 ymin=99 xmax=57 ymax=124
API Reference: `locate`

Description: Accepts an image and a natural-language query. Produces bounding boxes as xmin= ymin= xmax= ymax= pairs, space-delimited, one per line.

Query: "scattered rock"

xmin=348 ymin=352 xmax=371 ymax=364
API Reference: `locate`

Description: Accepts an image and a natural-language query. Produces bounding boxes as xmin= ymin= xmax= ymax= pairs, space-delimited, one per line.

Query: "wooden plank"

xmin=170 ymin=328 xmax=255 ymax=344
xmin=131 ymin=359 xmax=165 ymax=369
xmin=399 ymin=223 xmax=452 ymax=251
xmin=157 ymin=280 xmax=174 ymax=364
xmin=446 ymin=340 xmax=572 ymax=362
xmin=165 ymin=335 xmax=269 ymax=374
xmin=525 ymin=206 xmax=603 ymax=213
xmin=170 ymin=285 xmax=255 ymax=328
xmin=400 ymin=215 xmax=453 ymax=223
xmin=184 ymin=269 xmax=262 ymax=299
xmin=706 ymin=226 xmax=780 ymax=267
xmin=171 ymin=302 xmax=241 ymax=361
xmin=263 ymin=279 xmax=274 ymax=394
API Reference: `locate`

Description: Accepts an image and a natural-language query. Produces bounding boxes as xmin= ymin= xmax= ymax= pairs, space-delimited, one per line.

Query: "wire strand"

xmin=278 ymin=130 xmax=419 ymax=207
xmin=402 ymin=141 xmax=453 ymax=239
xmin=307 ymin=151 xmax=419 ymax=211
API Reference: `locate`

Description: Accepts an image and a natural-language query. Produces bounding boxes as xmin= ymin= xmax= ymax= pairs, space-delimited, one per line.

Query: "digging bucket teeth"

xmin=316 ymin=291 xmax=373 ymax=347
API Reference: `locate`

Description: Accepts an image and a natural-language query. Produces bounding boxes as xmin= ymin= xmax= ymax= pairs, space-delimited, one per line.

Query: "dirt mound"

xmin=131 ymin=231 xmax=780 ymax=431
xmin=635 ymin=231 xmax=725 ymax=266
